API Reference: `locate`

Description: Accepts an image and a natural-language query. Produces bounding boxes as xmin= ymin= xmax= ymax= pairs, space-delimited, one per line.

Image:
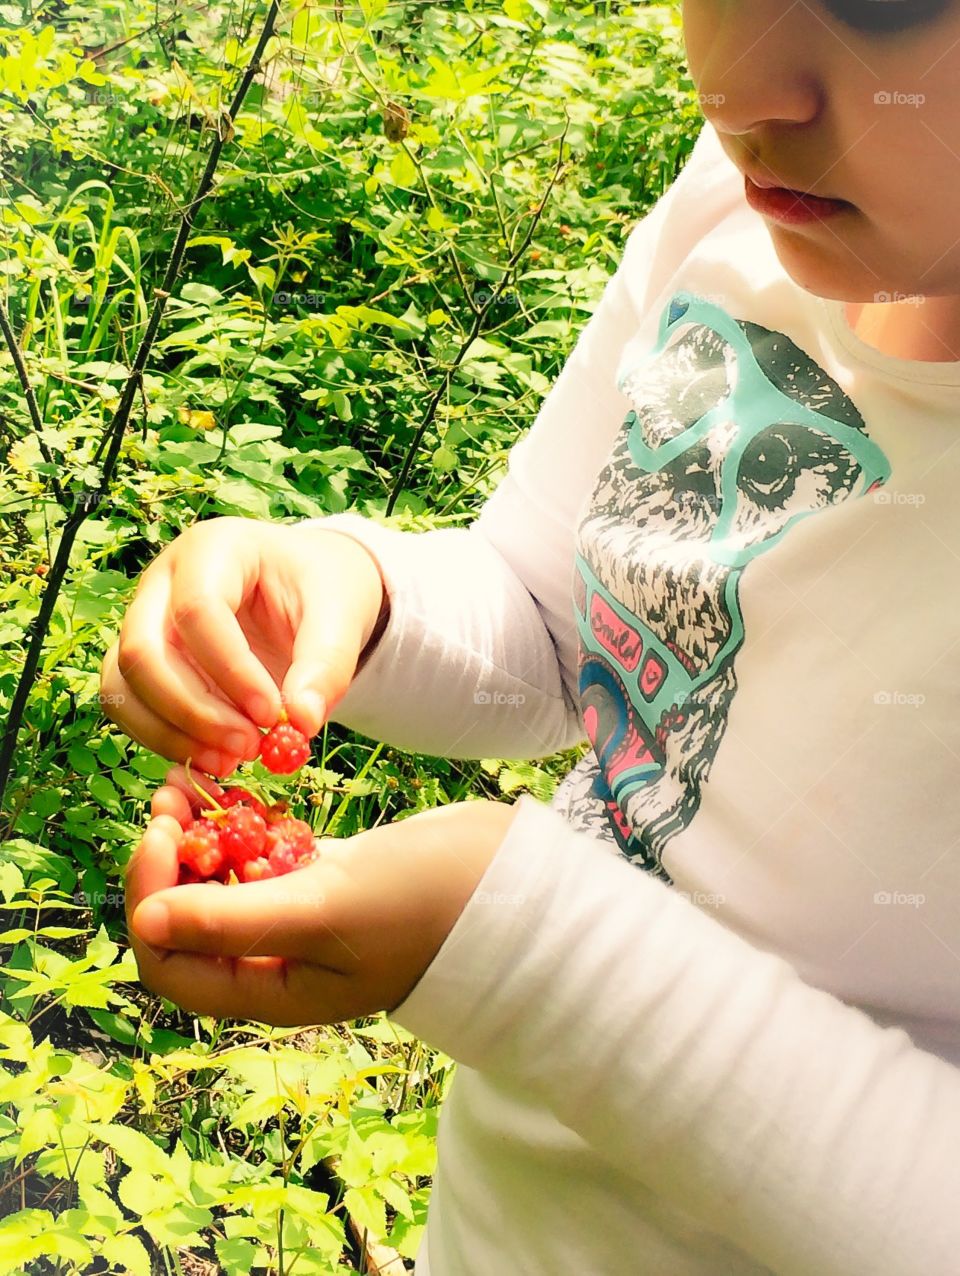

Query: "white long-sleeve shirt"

xmin=308 ymin=120 xmax=960 ymax=1275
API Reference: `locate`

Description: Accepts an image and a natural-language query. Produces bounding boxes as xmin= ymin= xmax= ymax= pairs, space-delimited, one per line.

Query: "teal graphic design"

xmin=572 ymin=291 xmax=891 ymax=879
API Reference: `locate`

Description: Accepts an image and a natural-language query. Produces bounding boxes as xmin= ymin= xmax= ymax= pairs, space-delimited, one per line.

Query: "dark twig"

xmin=0 ymin=302 xmax=65 ymax=506
xmin=386 ymin=116 xmax=570 ymax=517
xmin=0 ymin=0 xmax=281 ymax=817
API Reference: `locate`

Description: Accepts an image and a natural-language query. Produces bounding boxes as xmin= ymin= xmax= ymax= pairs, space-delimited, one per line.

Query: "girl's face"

xmin=682 ymin=0 xmax=960 ymax=303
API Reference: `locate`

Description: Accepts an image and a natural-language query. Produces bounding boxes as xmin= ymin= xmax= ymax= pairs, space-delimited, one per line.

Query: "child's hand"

xmin=126 ymin=773 xmax=519 ymax=1026
xmin=99 ymin=518 xmax=386 ymax=776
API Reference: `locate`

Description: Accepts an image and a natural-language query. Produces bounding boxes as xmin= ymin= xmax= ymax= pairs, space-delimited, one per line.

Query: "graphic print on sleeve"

xmin=562 ymin=291 xmax=891 ymax=882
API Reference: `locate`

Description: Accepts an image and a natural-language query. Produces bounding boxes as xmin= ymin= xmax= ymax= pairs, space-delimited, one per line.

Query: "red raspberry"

xmin=241 ymin=856 xmax=275 ymax=882
xmin=178 ymin=818 xmax=224 ymax=879
xmin=260 ymin=722 xmax=311 ymax=774
xmin=218 ymin=787 xmax=269 ymax=820
xmin=268 ymin=841 xmax=300 ymax=875
xmin=266 ymin=816 xmax=314 ymax=855
xmin=266 ymin=817 xmax=316 ymax=875
xmin=219 ymin=806 xmax=268 ymax=869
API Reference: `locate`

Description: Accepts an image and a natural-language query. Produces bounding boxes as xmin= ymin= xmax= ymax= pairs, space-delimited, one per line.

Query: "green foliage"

xmin=0 ymin=0 xmax=700 ymax=1269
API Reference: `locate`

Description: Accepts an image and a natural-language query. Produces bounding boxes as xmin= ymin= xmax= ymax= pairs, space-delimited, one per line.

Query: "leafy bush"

xmin=0 ymin=1 xmax=700 ymax=1270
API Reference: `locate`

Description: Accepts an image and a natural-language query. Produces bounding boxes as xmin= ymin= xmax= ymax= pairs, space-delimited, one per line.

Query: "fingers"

xmin=105 ymin=519 xmax=387 ymax=778
xmin=281 ymin=595 xmax=358 ymax=738
xmin=280 ymin=528 xmax=385 ymax=737
xmin=151 ymin=775 xmax=200 ymax=826
xmin=129 ymin=950 xmax=360 ymax=1027
xmin=170 ymin=544 xmax=281 ymax=729
xmin=125 ymin=809 xmax=363 ymax=1026
xmin=129 ymin=866 xmax=330 ymax=961
xmin=163 ymin=760 xmax=228 ymax=811
xmin=101 ymin=643 xmax=243 ymax=777
xmin=125 ymin=813 xmax=182 ymax=967
xmin=113 ymin=565 xmax=265 ymax=757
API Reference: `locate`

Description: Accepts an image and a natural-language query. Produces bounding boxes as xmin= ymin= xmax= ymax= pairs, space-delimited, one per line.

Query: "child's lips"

xmin=743 ymin=165 xmax=846 ymax=204
xmin=744 ymin=176 xmax=853 ymax=225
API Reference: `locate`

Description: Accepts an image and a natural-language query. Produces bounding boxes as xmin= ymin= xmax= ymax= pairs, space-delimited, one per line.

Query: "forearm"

xmin=389 ymin=795 xmax=960 ymax=1276
xmin=303 ymin=513 xmax=585 ymax=759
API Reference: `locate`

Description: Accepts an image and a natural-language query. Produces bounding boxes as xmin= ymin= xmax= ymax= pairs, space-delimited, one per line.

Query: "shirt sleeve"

xmin=304 ymin=122 xmax=741 ymax=760
xmin=388 ymin=794 xmax=960 ymax=1276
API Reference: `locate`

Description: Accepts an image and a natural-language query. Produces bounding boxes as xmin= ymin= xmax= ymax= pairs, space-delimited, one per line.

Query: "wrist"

xmin=357 ymin=581 xmax=391 ymax=671
xmin=299 ymin=521 xmax=390 ymax=661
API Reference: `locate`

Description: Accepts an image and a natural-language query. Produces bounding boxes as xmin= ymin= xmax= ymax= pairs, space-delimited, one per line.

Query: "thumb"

xmin=130 ymin=868 xmax=327 ymax=959
xmin=279 ymin=525 xmax=386 ymax=738
xmin=281 ymin=596 xmax=368 ymax=738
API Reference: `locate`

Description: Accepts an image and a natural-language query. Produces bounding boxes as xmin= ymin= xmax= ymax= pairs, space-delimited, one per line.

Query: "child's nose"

xmin=684 ymin=0 xmax=823 ymax=137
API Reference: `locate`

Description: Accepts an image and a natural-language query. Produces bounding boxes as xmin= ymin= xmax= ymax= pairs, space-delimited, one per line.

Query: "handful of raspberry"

xmin=178 ymin=788 xmax=318 ymax=885
xmin=177 ymin=714 xmax=317 ymax=885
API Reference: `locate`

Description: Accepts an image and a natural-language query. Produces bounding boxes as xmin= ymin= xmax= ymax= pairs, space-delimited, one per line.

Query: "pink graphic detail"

xmin=639 ymin=653 xmax=666 ymax=698
xmin=590 ymin=594 xmax=643 ymax=671
xmin=583 ymin=703 xmax=599 ymax=743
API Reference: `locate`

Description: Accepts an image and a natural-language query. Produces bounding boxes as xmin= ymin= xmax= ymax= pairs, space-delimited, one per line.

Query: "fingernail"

xmin=225 ymin=730 xmax=253 ymax=756
xmin=249 ymin=694 xmax=276 ymax=726
xmin=299 ymin=690 xmax=326 ymax=734
xmin=134 ymin=899 xmax=170 ymax=946
xmin=196 ymin=750 xmax=226 ymax=775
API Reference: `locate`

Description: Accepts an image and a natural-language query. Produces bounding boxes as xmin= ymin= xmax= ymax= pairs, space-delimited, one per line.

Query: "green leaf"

xmin=388 ymin=149 xmax=417 ymax=188
xmin=68 ymin=743 xmax=98 ymax=774
xmin=88 ymin=773 xmax=120 ymax=808
xmin=96 ymin=1123 xmax=174 ymax=1180
xmin=100 ymin=1232 xmax=152 ymax=1276
xmin=216 ymin=1236 xmax=262 ymax=1274
xmin=0 ymin=860 xmax=24 ymax=903
xmin=96 ymin=736 xmax=124 ymax=767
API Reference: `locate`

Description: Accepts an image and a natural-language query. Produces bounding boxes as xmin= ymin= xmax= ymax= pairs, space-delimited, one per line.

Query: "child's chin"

xmin=767 ymin=235 xmax=871 ymax=303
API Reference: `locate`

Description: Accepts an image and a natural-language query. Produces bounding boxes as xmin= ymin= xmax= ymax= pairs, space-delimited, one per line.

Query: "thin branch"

xmin=92 ymin=0 xmax=280 ymax=478
xmin=0 ymin=302 xmax=65 ymax=505
xmin=0 ymin=0 xmax=281 ymax=818
xmin=386 ymin=114 xmax=570 ymax=517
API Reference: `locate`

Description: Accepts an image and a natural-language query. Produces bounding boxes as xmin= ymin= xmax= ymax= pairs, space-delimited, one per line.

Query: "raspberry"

xmin=267 ymin=841 xmax=300 ymax=875
xmin=266 ymin=817 xmax=316 ymax=874
xmin=178 ymin=818 xmax=224 ymax=879
xmin=260 ymin=722 xmax=311 ymax=774
xmin=266 ymin=816 xmax=314 ymax=855
xmin=241 ymin=856 xmax=275 ymax=882
xmin=172 ymin=790 xmax=318 ymax=886
xmin=218 ymin=787 xmax=269 ymax=821
xmin=219 ymin=806 xmax=268 ymax=869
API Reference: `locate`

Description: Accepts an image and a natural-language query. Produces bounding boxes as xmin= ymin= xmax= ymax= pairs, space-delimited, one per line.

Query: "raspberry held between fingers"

xmin=259 ymin=721 xmax=311 ymax=774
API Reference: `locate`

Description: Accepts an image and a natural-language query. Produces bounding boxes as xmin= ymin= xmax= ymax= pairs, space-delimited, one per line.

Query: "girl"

xmin=105 ymin=2 xmax=960 ymax=1272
